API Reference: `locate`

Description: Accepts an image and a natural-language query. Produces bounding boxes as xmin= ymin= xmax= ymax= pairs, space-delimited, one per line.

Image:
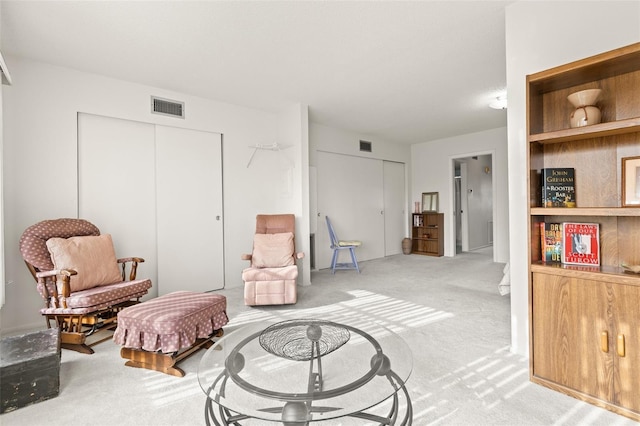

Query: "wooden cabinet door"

xmin=531 ymin=274 xmax=612 ymax=401
xmin=612 ymin=283 xmax=640 ymax=414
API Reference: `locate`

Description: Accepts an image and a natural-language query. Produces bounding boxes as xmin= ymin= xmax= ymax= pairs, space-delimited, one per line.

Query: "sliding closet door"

xmin=316 ymin=151 xmax=385 ymax=269
xmin=78 ymin=113 xmax=158 ymax=288
xmin=78 ymin=114 xmax=224 ymax=296
xmin=155 ymin=126 xmax=223 ymax=294
xmin=383 ymin=161 xmax=405 ymax=256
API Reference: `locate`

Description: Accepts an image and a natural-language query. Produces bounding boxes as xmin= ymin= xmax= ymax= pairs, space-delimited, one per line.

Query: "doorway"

xmin=452 ymin=153 xmax=494 ymax=258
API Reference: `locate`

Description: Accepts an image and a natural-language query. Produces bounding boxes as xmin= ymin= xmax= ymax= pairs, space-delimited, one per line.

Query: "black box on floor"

xmin=0 ymin=328 xmax=61 ymax=413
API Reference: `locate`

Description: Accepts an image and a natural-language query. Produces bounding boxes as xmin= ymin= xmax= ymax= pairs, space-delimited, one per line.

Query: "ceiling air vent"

xmin=359 ymin=140 xmax=372 ymax=153
xmin=151 ymin=96 xmax=185 ymax=119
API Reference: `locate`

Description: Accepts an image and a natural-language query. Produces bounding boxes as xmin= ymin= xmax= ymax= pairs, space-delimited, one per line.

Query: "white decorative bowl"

xmin=567 ymin=88 xmax=602 ymax=108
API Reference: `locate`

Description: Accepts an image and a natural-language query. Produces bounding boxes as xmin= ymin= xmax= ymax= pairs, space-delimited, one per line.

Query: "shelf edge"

xmin=528 ymin=117 xmax=640 ymax=144
xmin=530 ymin=207 xmax=640 ymax=216
xmin=530 ymin=263 xmax=640 ymax=286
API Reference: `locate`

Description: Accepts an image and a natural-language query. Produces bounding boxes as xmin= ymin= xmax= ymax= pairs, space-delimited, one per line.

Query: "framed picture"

xmin=422 ymin=192 xmax=439 ymax=212
xmin=622 ymin=156 xmax=640 ymax=207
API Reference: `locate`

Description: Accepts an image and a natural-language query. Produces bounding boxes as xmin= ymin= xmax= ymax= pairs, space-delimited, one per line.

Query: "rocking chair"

xmin=19 ymin=218 xmax=152 ymax=354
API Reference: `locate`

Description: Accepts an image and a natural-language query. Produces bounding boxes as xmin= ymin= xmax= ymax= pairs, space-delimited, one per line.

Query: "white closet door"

xmin=78 ymin=114 xmax=224 ymax=296
xmin=316 ymin=152 xmax=385 ymax=270
xmin=383 ymin=161 xmax=406 ymax=256
xmin=155 ymin=126 xmax=223 ymax=294
xmin=78 ymin=113 xmax=158 ymax=288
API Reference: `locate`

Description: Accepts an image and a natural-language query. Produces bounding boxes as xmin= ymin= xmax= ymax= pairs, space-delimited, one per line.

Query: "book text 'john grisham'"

xmin=542 ymin=168 xmax=575 ymax=208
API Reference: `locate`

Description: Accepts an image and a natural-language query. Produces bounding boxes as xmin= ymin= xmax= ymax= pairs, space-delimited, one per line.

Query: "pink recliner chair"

xmin=241 ymin=214 xmax=304 ymax=306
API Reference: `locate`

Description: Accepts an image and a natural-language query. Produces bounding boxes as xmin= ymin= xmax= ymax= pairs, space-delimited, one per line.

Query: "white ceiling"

xmin=1 ymin=1 xmax=510 ymax=144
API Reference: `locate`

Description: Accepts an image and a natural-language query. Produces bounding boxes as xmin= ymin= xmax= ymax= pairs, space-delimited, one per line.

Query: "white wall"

xmin=505 ymin=1 xmax=640 ymax=356
xmin=310 ymin=123 xmax=411 ymax=166
xmin=411 ymin=127 xmax=509 ymax=263
xmin=1 ymin=56 xmax=307 ymax=333
xmin=277 ymin=103 xmax=311 ymax=286
xmin=0 ymin=5 xmax=7 ymax=308
xmin=0 ymin=60 xmax=4 ymax=308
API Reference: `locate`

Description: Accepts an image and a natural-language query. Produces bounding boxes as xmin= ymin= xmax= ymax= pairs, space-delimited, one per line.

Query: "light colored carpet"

xmin=1 ymin=250 xmax=636 ymax=425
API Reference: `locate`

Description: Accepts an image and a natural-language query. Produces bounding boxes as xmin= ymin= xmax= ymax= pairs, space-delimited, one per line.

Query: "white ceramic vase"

xmin=567 ymin=89 xmax=602 ymax=128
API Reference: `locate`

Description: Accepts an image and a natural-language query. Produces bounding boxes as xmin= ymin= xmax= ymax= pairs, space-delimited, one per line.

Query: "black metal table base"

xmin=204 ymin=376 xmax=413 ymax=425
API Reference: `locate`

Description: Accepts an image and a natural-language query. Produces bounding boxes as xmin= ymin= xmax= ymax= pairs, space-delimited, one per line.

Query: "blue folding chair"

xmin=326 ymin=216 xmax=361 ymax=273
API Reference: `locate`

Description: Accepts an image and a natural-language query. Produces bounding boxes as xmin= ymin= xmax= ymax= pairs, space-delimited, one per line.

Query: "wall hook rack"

xmin=246 ymin=142 xmax=293 ymax=168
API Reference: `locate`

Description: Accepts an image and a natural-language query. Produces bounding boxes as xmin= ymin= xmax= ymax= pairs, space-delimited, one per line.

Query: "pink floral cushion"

xmin=40 ymin=279 xmax=152 ymax=314
xmin=46 ymin=234 xmax=122 ymax=292
xmin=251 ymin=232 xmax=294 ymax=268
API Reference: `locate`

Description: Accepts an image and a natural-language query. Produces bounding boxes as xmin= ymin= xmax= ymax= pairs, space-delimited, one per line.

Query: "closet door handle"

xmin=601 ymin=331 xmax=609 ymax=353
xmin=617 ymin=334 xmax=625 ymax=357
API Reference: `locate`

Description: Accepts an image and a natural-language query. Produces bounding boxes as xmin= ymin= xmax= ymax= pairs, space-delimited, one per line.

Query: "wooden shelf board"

xmin=530 ymin=207 xmax=640 ymax=216
xmin=531 ymin=262 xmax=640 ymax=286
xmin=528 ymin=42 xmax=640 ymax=91
xmin=528 ymin=117 xmax=640 ymax=144
xmin=530 ymin=376 xmax=640 ymax=422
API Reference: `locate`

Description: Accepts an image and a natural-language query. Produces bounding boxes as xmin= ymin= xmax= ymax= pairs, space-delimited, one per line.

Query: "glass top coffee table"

xmin=198 ymin=318 xmax=413 ymax=425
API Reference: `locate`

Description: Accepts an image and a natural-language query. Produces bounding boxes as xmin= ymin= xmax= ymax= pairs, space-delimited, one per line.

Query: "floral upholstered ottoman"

xmin=113 ymin=291 xmax=228 ymax=377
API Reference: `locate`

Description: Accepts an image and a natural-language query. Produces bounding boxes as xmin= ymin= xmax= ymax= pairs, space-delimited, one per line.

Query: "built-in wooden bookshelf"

xmin=527 ymin=42 xmax=640 ymax=421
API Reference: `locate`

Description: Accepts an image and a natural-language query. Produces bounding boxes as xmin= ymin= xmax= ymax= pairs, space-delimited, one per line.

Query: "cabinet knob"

xmin=617 ymin=334 xmax=625 ymax=357
xmin=601 ymin=331 xmax=609 ymax=353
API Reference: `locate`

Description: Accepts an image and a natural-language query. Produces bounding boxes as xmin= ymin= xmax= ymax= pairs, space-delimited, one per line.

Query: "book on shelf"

xmin=540 ymin=222 xmax=562 ymax=263
xmin=413 ymin=214 xmax=424 ymax=227
xmin=561 ymin=222 xmax=600 ymax=266
xmin=541 ymin=168 xmax=575 ymax=207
